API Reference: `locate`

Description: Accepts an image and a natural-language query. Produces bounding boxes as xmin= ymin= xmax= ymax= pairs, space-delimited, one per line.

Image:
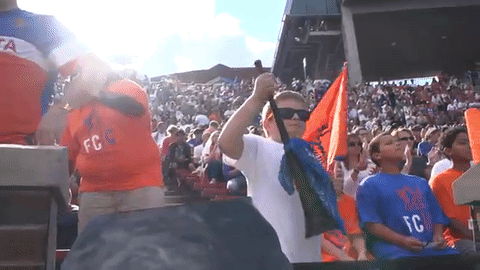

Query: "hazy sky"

xmin=18 ymin=0 xmax=286 ymax=77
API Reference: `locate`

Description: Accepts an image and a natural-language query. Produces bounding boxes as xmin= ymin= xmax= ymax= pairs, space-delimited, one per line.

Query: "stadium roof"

xmin=353 ymin=5 xmax=480 ymax=81
xmin=284 ymin=0 xmax=341 ymax=17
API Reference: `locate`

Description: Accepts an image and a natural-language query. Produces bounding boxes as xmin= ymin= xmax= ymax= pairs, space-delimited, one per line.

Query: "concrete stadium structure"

xmin=274 ymin=0 xmax=480 ymax=85
xmin=273 ymin=0 xmax=344 ymax=84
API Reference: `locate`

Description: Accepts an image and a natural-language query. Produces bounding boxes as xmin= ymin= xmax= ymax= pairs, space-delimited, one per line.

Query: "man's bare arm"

xmin=36 ymin=53 xmax=111 ymax=145
xmin=63 ymin=53 xmax=111 ymax=109
xmin=218 ymin=73 xmax=276 ymax=159
xmin=218 ymin=97 xmax=263 ymax=159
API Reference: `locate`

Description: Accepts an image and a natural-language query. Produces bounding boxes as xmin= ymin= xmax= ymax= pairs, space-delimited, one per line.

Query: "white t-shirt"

xmin=429 ymin=158 xmax=474 ymax=182
xmin=193 ymin=144 xmax=204 ymax=164
xmin=152 ymin=132 xmax=165 ymax=146
xmin=224 ymin=134 xmax=321 ymax=263
xmin=341 ymin=160 xmax=376 ymax=199
xmin=430 ymin=159 xmax=453 ymax=182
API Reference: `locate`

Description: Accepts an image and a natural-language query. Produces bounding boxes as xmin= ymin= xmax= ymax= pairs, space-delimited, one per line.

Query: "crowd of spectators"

xmin=140 ymin=71 xmax=480 ymax=261
xmin=139 ymin=72 xmax=480 ymax=141
xmin=56 ymin=70 xmax=476 ymax=199
xmin=347 ymin=74 xmax=480 ymax=132
xmin=53 ymin=68 xmax=480 ymax=261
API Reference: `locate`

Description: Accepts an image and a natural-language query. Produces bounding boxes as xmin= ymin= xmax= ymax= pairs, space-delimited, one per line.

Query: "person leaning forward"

xmin=61 ymin=74 xmax=165 ymax=233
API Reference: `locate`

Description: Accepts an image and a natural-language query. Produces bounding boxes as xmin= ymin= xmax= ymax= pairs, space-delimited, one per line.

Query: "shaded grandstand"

xmin=273 ymin=0 xmax=480 ymax=85
xmin=273 ymin=0 xmax=345 ymax=84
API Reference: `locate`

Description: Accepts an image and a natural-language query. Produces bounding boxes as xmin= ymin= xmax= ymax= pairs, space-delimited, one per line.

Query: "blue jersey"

xmin=356 ymin=173 xmax=459 ymax=259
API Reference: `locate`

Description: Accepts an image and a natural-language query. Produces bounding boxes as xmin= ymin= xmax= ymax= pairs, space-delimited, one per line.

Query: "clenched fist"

xmin=252 ymin=73 xmax=278 ymax=103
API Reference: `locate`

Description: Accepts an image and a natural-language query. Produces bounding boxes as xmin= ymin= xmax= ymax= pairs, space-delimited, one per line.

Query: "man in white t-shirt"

xmin=219 ymin=73 xmax=321 ymax=263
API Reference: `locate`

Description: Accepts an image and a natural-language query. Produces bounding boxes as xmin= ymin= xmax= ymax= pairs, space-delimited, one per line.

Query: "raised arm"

xmin=63 ymin=53 xmax=111 ymax=109
xmin=218 ymin=73 xmax=276 ymax=159
xmin=36 ymin=53 xmax=111 ymax=145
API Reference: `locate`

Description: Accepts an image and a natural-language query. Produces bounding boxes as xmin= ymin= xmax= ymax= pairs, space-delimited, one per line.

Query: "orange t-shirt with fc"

xmin=62 ymin=79 xmax=163 ymax=192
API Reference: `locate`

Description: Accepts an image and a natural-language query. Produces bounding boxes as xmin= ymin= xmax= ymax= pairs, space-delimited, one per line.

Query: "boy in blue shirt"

xmin=356 ymin=133 xmax=459 ymax=259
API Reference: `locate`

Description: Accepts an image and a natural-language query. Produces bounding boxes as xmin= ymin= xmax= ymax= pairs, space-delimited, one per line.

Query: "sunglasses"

xmin=398 ymin=136 xmax=415 ymax=141
xmin=348 ymin=142 xmax=363 ymax=147
xmin=274 ymin=108 xmax=310 ymax=122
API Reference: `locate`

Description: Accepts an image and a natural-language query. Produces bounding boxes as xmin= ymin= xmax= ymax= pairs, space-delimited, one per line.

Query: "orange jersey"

xmin=430 ymin=169 xmax=470 ymax=247
xmin=322 ymin=194 xmax=362 ymax=262
xmin=62 ymin=79 xmax=162 ymax=192
xmin=465 ymin=108 xmax=480 ymax=164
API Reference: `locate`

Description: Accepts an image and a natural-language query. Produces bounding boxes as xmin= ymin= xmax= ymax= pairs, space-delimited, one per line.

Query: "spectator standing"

xmin=160 ymin=125 xmax=179 ymax=162
xmin=61 ymin=77 xmax=164 ymax=233
xmin=0 ymin=0 xmax=110 ymax=145
xmin=160 ymin=125 xmax=179 ymax=189
xmin=152 ymin=121 xmax=166 ymax=145
xmin=219 ymin=73 xmax=322 ymax=263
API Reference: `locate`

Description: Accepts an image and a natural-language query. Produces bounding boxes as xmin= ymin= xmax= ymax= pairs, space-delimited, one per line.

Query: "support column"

xmin=341 ymin=5 xmax=362 ymax=86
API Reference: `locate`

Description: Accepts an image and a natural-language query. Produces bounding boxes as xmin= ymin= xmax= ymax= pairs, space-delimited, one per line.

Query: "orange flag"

xmin=303 ymin=64 xmax=348 ymax=172
xmin=465 ymin=108 xmax=480 ymax=164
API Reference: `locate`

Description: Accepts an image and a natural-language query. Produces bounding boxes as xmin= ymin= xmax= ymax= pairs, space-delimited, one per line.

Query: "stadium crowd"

xmin=134 ymin=71 xmax=480 ymax=261
xmin=3 ymin=0 xmax=480 ymax=265
xmin=35 ymin=62 xmax=480 ymax=262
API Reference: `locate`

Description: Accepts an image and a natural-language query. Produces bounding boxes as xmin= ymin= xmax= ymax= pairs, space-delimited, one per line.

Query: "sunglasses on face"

xmin=398 ymin=136 xmax=415 ymax=141
xmin=275 ymin=108 xmax=310 ymax=122
xmin=348 ymin=142 xmax=362 ymax=147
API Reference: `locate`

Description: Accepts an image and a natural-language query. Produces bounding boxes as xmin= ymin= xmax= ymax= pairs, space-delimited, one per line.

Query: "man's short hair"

xmin=368 ymin=132 xmax=390 ymax=166
xmin=410 ymin=125 xmax=422 ymax=132
xmin=391 ymin=127 xmax=413 ymax=138
xmin=439 ymin=126 xmax=467 ymax=151
xmin=425 ymin=127 xmax=440 ymax=140
xmin=176 ymin=129 xmax=185 ymax=136
xmin=166 ymin=125 xmax=179 ymax=136
xmin=193 ymin=128 xmax=203 ymax=135
xmin=261 ymin=91 xmax=307 ymax=121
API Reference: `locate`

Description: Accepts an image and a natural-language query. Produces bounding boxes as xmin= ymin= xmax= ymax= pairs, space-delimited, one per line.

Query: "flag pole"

xmin=254 ymin=60 xmax=290 ymax=144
